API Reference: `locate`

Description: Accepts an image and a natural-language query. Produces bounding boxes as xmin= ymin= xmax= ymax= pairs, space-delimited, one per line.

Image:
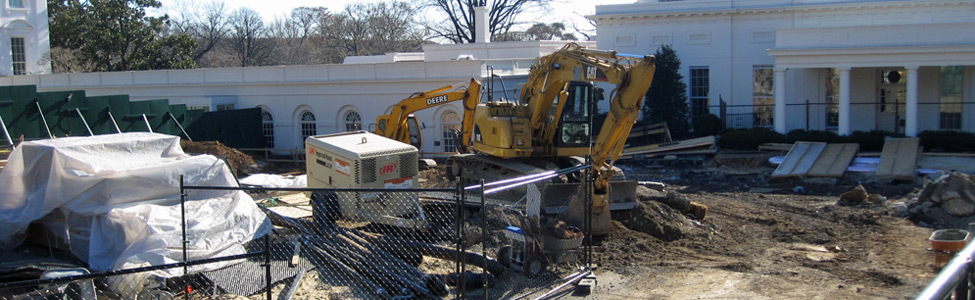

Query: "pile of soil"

xmin=180 ymin=140 xmax=258 ymax=176
xmin=418 ymin=167 xmax=451 ymax=188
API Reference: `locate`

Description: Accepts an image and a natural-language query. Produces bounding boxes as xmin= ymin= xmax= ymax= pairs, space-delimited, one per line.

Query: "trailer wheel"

xmin=524 ymin=255 xmax=547 ymax=278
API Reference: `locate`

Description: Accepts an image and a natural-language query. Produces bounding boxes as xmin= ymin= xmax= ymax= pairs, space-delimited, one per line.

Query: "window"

xmin=11 ymin=37 xmax=26 ymax=76
xmin=441 ymin=111 xmax=461 ymax=152
xmin=261 ymin=109 xmax=274 ymax=148
xmin=344 ymin=111 xmax=361 ymax=131
xmin=8 ymin=0 xmax=24 ymax=8
xmin=825 ymin=68 xmax=839 ymax=128
xmin=753 ymin=65 xmax=774 ymax=127
xmin=690 ymin=67 xmax=709 ymax=116
xmin=940 ymin=66 xmax=963 ymax=130
xmin=216 ymin=103 xmax=235 ymax=111
xmin=300 ymin=111 xmax=316 ymax=145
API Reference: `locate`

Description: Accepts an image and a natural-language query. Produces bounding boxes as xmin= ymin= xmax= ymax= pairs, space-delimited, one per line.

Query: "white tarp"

xmin=0 ymin=132 xmax=270 ymax=275
xmin=240 ymin=173 xmax=307 ymax=188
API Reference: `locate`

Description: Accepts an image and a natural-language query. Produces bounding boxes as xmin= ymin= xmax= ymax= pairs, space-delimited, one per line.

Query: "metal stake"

xmin=75 ymin=108 xmax=93 ymax=136
xmin=35 ymin=101 xmax=53 ymax=139
xmin=142 ymin=114 xmax=153 ymax=133
xmin=107 ymin=111 xmax=122 ymax=133
xmin=169 ymin=112 xmax=192 ymax=141
xmin=0 ymin=112 xmax=13 ymax=147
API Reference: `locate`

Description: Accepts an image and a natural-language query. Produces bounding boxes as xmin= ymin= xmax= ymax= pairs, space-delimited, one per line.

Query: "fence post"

xmin=806 ymin=100 xmax=810 ymax=131
xmin=265 ymin=234 xmax=272 ymax=300
xmin=481 ymin=179 xmax=488 ymax=300
xmin=180 ymin=175 xmax=188 ymax=276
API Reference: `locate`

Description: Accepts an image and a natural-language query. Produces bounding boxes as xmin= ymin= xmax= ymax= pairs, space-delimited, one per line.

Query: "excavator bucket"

xmin=540 ymin=180 xmax=639 ymax=214
xmin=540 ymin=179 xmax=639 ymax=236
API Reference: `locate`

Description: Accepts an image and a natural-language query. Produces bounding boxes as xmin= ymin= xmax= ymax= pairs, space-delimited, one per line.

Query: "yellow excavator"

xmin=447 ymin=43 xmax=656 ymax=236
xmin=374 ymin=78 xmax=481 ymax=154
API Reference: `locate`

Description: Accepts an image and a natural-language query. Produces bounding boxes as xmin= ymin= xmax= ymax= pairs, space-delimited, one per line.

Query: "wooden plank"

xmin=876 ymin=138 xmax=920 ymax=180
xmin=772 ymin=142 xmax=827 ymax=178
xmin=622 ymin=136 xmax=715 ymax=156
xmin=758 ymin=143 xmax=794 ymax=152
xmin=807 ymin=143 xmax=860 ymax=177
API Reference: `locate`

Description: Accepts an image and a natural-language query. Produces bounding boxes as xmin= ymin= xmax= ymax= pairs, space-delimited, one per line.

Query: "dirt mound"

xmin=418 ymin=167 xmax=451 ymax=188
xmin=611 ymin=198 xmax=700 ymax=242
xmin=180 ymin=140 xmax=258 ymax=176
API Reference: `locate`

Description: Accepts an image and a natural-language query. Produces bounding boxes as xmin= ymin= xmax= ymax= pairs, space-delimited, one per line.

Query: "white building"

xmin=0 ymin=40 xmax=589 ymax=153
xmin=593 ymin=0 xmax=975 ymax=136
xmin=1 ymin=0 xmax=51 ymax=76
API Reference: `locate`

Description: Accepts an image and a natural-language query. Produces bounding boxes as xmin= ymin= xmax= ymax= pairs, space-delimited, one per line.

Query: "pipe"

xmin=75 ymin=108 xmax=93 ymax=136
xmin=35 ymin=101 xmax=53 ymax=139
xmin=916 ymin=238 xmax=975 ymax=300
xmin=0 ymin=111 xmax=13 ymax=147
xmin=169 ymin=112 xmax=192 ymax=141
xmin=142 ymin=114 xmax=153 ymax=133
xmin=107 ymin=111 xmax=122 ymax=133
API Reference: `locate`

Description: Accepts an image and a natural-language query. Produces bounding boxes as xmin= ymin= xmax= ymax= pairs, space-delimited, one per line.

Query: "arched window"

xmin=441 ymin=111 xmax=461 ymax=152
xmin=344 ymin=111 xmax=362 ymax=131
xmin=300 ymin=111 xmax=316 ymax=145
xmin=261 ymin=109 xmax=274 ymax=148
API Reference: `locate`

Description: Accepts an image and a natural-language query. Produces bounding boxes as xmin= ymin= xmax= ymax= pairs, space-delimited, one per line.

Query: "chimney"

xmin=474 ymin=5 xmax=490 ymax=43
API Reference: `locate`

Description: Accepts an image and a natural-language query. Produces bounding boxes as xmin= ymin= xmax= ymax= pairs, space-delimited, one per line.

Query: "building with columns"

xmin=1 ymin=0 xmax=51 ymax=76
xmin=593 ymin=0 xmax=975 ymax=137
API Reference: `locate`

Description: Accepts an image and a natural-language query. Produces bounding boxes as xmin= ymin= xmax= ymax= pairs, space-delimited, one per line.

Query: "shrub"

xmin=718 ymin=128 xmax=787 ymax=150
xmin=785 ymin=130 xmax=840 ymax=143
xmin=846 ymin=130 xmax=900 ymax=152
xmin=919 ymin=130 xmax=975 ymax=153
xmin=692 ymin=114 xmax=724 ymax=137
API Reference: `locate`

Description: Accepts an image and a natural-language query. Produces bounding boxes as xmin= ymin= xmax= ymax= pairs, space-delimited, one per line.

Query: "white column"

xmin=774 ymin=68 xmax=787 ymax=133
xmin=905 ymin=66 xmax=919 ymax=137
xmin=838 ymin=67 xmax=852 ymax=135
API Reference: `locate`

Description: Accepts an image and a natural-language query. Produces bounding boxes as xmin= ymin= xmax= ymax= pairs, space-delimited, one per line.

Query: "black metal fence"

xmin=0 ymin=171 xmax=595 ymax=299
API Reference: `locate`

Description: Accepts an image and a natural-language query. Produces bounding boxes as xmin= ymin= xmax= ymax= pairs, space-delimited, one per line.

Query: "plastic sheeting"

xmin=0 ymin=132 xmax=270 ymax=275
xmin=239 ymin=174 xmax=307 ymax=188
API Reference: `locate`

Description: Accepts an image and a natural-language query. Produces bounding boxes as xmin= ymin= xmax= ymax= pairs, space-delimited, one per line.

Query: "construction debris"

xmin=620 ymin=135 xmax=717 ymax=159
xmin=838 ymin=185 xmax=886 ymax=206
xmin=907 ymin=172 xmax=975 ymax=229
xmin=772 ymin=142 xmax=859 ymax=179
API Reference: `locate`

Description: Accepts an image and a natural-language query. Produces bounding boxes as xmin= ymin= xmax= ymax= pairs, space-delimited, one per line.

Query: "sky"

xmin=155 ymin=0 xmax=637 ymax=37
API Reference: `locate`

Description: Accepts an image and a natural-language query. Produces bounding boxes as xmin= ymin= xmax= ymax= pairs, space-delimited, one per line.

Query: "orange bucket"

xmin=930 ymin=229 xmax=971 ymax=268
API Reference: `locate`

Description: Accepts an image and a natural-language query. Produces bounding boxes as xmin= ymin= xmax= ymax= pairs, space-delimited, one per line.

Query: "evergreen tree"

xmin=642 ymin=45 xmax=691 ymax=138
xmin=48 ymin=0 xmax=197 ymax=72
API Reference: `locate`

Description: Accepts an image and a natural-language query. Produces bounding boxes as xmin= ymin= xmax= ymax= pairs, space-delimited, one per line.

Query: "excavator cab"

xmin=405 ymin=114 xmax=422 ymax=149
xmin=556 ymin=82 xmax=595 ymax=147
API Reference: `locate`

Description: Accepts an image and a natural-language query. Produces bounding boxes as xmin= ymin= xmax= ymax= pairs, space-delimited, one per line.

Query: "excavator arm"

xmin=375 ymin=78 xmax=482 ymax=150
xmin=520 ymin=43 xmax=656 ymax=188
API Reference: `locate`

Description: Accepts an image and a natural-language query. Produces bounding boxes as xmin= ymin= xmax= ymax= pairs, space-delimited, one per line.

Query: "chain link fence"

xmin=1 ymin=172 xmax=594 ymax=299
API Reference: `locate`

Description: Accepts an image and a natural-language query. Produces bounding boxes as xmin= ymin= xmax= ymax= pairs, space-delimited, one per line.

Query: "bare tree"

xmin=269 ymin=7 xmax=330 ymax=65
xmin=318 ymin=2 xmax=425 ymax=61
xmin=421 ymin=0 xmax=551 ymax=43
xmin=169 ymin=1 xmax=231 ymax=65
xmin=227 ymin=7 xmax=274 ymax=67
